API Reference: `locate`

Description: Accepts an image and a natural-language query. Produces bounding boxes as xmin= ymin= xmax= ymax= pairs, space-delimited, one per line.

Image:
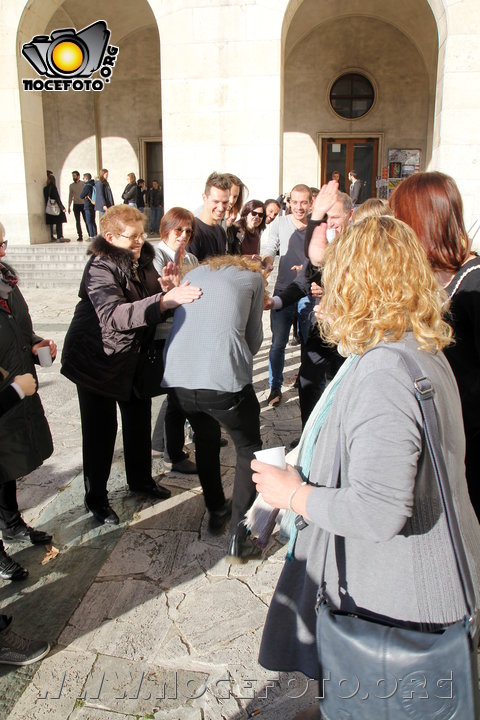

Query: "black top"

xmin=444 ymin=255 xmax=480 ymax=435
xmin=189 ymin=218 xmax=227 ymax=261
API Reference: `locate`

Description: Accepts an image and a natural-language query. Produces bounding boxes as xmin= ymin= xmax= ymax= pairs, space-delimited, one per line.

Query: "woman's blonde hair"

xmin=319 ymin=216 xmax=452 ymax=354
xmin=352 ymin=197 xmax=391 ymax=223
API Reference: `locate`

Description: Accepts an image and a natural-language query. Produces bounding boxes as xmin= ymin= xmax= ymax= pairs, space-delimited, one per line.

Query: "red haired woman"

xmin=390 ymin=171 xmax=480 ymax=519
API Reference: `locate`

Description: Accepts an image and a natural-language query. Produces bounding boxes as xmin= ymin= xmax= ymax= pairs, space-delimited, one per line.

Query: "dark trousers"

xmin=165 ymin=395 xmax=188 ymax=462
xmin=49 ymin=222 xmax=63 ymax=240
xmin=298 ymin=336 xmax=345 ymax=428
xmin=0 ymin=481 xmax=21 ymax=531
xmin=77 ymin=386 xmax=152 ymax=501
xmin=73 ymin=204 xmax=86 ymax=239
xmin=83 ymin=206 xmax=97 ymax=238
xmin=169 ymin=385 xmax=262 ymax=532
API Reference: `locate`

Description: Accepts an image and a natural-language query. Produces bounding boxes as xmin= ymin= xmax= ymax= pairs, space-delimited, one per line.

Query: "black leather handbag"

xmin=133 ymin=331 xmax=166 ymax=399
xmin=316 ymin=348 xmax=480 ymax=720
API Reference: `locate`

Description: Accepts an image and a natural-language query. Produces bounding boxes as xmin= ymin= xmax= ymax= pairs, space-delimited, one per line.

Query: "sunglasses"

xmin=0 ymin=240 xmax=7 ymax=249
xmin=173 ymin=227 xmax=193 ymax=236
xmin=250 ymin=210 xmax=264 ymax=218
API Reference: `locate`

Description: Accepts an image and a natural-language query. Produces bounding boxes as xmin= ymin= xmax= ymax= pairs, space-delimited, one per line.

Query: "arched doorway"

xmin=281 ymin=0 xmax=440 ymax=199
xmin=17 ymin=1 xmax=161 ymax=242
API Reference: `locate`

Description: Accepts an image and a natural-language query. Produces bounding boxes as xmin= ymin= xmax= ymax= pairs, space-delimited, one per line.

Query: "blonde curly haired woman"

xmin=252 ymin=216 xmax=480 ymax=717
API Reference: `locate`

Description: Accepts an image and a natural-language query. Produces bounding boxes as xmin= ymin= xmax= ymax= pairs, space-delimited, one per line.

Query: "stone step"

xmin=7 ymin=245 xmax=88 ymax=287
xmin=13 ymin=261 xmax=87 ymax=270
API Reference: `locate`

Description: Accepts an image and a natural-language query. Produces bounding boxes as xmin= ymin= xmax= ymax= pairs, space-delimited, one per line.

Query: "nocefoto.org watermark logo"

xmin=21 ymin=20 xmax=119 ymax=92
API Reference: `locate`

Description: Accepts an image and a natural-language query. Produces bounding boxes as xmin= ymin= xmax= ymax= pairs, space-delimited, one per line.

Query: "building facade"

xmin=1 ymin=0 xmax=480 ymax=244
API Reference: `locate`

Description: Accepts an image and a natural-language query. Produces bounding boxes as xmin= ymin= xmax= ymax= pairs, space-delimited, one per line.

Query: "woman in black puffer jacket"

xmin=61 ymin=205 xmax=201 ymax=525
xmin=0 ymin=222 xmax=55 ymax=581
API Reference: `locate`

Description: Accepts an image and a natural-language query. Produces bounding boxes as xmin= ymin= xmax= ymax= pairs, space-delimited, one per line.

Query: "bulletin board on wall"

xmin=377 ymin=149 xmax=421 ymax=198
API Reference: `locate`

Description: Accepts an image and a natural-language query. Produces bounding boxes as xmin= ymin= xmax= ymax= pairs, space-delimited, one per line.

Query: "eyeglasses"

xmin=0 ymin=240 xmax=7 ymax=249
xmin=118 ymin=233 xmax=147 ymax=242
xmin=173 ymin=227 xmax=193 ymax=237
xmin=250 ymin=211 xmax=264 ymax=218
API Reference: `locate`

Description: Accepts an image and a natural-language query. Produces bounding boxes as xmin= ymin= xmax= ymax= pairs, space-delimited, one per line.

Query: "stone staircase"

xmin=6 ymin=242 xmax=90 ymax=288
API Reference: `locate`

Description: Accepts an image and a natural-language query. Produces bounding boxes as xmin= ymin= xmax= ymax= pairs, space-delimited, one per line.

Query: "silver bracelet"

xmin=288 ymin=482 xmax=307 ymax=512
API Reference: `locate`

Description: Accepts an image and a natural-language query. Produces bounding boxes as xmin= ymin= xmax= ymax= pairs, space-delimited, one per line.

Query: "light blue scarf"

xmin=284 ymin=353 xmax=358 ymax=559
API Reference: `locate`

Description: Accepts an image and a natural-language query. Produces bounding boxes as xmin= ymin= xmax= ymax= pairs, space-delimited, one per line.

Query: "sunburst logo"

xmin=21 ymin=21 xmax=119 ymax=92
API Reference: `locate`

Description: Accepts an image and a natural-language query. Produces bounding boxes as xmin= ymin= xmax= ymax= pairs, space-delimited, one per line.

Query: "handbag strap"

xmin=318 ymin=346 xmax=478 ymax=638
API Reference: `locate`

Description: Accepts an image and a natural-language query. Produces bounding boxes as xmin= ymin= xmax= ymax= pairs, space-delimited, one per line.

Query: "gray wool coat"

xmin=259 ymin=334 xmax=480 ymax=679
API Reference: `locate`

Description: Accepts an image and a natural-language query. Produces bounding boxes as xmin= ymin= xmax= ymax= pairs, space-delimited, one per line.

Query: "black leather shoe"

xmin=170 ymin=459 xmax=198 ymax=475
xmin=84 ymin=498 xmax=119 ymax=525
xmin=208 ymin=500 xmax=232 ymax=534
xmin=226 ymin=532 xmax=262 ymax=564
xmin=0 ymin=546 xmax=28 ymax=581
xmin=129 ymin=482 xmax=171 ymax=500
xmin=3 ymin=522 xmax=52 ymax=545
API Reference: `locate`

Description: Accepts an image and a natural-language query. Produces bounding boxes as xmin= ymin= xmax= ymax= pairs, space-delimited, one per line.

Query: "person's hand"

xmin=291 ymin=264 xmax=303 ymax=275
xmin=160 ymin=280 xmax=202 ymax=311
xmin=251 ymin=459 xmax=304 ymax=510
xmin=311 ymin=180 xmax=339 ymax=220
xmin=159 ymin=261 xmax=180 ymax=292
xmin=32 ymin=339 xmax=57 ymax=360
xmin=310 ymin=281 xmax=323 ymax=299
xmin=13 ymin=373 xmax=36 ymax=396
xmin=264 ymin=296 xmax=274 ymax=310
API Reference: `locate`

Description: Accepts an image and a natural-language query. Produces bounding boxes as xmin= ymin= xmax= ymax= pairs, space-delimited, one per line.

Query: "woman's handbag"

xmin=45 ymin=198 xmax=60 ymax=216
xmin=316 ymin=348 xmax=480 ymax=720
xmin=133 ymin=333 xmax=167 ymax=399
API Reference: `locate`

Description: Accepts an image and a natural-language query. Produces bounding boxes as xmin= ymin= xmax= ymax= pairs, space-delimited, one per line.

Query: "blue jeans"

xmin=83 ymin=206 xmax=97 ymax=237
xmin=297 ymin=295 xmax=315 ymax=345
xmin=150 ymin=207 xmax=161 ymax=233
xmin=268 ymin=304 xmax=297 ymax=390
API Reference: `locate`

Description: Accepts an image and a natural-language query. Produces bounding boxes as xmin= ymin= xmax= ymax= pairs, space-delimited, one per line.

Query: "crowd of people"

xmin=3 ymin=167 xmax=480 ymax=718
xmin=43 ymin=170 xmax=165 ymax=243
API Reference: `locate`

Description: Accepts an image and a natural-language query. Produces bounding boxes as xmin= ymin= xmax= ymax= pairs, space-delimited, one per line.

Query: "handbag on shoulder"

xmin=316 ymin=348 xmax=480 ymax=720
xmin=45 ymin=198 xmax=60 ymax=216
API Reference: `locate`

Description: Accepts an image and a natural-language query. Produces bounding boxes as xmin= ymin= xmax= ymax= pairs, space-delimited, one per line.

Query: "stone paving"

xmin=0 ymin=279 xmax=320 ymax=719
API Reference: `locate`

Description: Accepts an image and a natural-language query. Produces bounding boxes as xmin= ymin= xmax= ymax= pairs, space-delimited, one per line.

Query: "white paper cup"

xmin=254 ymin=446 xmax=286 ymax=469
xmin=37 ymin=346 xmax=53 ymax=367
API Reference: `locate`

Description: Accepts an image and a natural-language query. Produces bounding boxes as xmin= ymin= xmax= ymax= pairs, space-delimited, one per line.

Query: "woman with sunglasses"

xmin=151 ymin=208 xmax=199 ymax=474
xmin=234 ymin=200 xmax=266 ymax=258
xmin=61 ymin=205 xmax=202 ymax=524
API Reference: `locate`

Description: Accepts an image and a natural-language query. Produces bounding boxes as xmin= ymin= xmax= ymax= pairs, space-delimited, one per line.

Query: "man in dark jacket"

xmin=80 ymin=173 xmax=97 ymax=238
xmin=147 ymin=180 xmax=163 ymax=234
xmin=265 ymin=185 xmax=353 ymax=427
xmin=136 ymin=179 xmax=146 ymax=212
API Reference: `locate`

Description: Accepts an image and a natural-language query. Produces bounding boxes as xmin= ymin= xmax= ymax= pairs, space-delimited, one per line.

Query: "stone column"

xmin=1 ymin=3 xmax=50 ymax=244
xmin=155 ymin=1 xmax=287 ymax=209
xmin=431 ymin=0 xmax=480 ymax=230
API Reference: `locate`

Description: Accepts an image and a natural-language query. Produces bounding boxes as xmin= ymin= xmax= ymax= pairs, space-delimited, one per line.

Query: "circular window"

xmin=330 ymin=73 xmax=374 ymax=119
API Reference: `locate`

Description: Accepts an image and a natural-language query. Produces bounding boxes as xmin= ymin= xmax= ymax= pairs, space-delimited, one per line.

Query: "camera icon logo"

xmin=22 ymin=21 xmax=119 ymax=91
